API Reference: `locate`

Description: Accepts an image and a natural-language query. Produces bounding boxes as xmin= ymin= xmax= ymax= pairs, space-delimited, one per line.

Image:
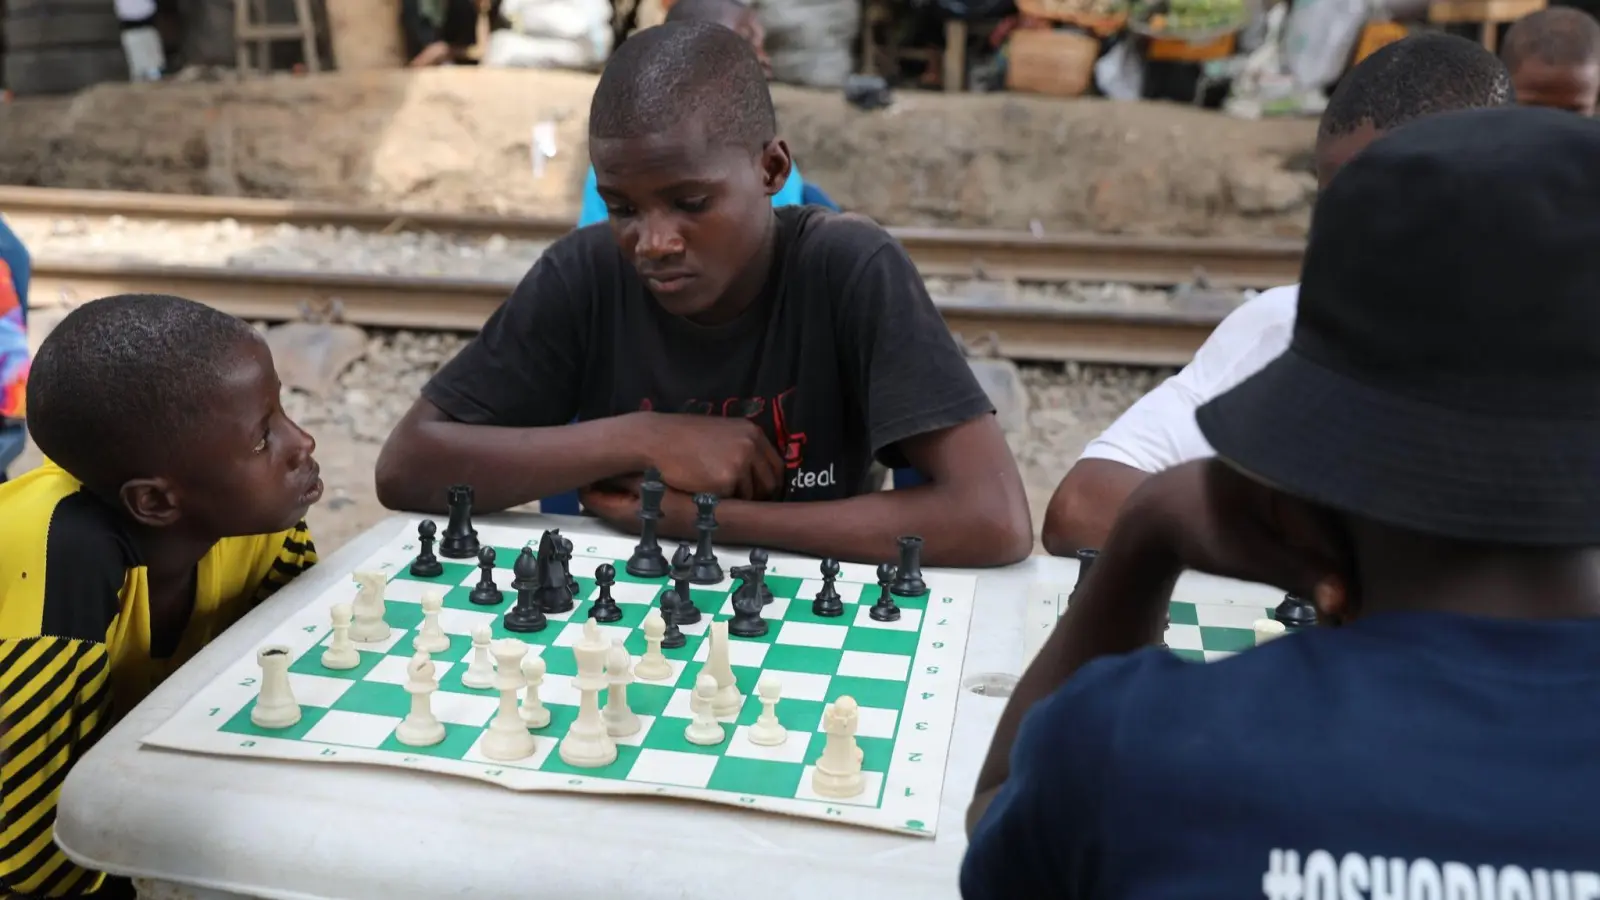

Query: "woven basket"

xmin=1005 ymin=27 xmax=1099 ymax=97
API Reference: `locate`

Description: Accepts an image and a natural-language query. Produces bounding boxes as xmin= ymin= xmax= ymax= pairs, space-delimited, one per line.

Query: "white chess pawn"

xmin=320 ymin=602 xmax=360 ymax=670
xmin=602 ymin=640 xmax=640 ymax=737
xmin=462 ymin=624 xmax=496 ymax=689
xmin=684 ymin=673 xmax=725 ymax=746
xmin=349 ymin=570 xmax=391 ymax=643
xmin=519 ymin=653 xmax=551 ymax=728
xmin=481 ymin=639 xmax=536 ymax=761
xmin=811 ymin=696 xmax=864 ymax=798
xmin=632 ymin=608 xmax=672 ymax=681
xmin=413 ymin=589 xmax=450 ymax=653
xmin=1254 ymin=618 xmax=1287 ymax=647
xmin=395 ymin=652 xmax=446 ymax=747
xmin=746 ymin=673 xmax=787 ymax=746
xmin=251 ymin=646 xmax=301 ymax=729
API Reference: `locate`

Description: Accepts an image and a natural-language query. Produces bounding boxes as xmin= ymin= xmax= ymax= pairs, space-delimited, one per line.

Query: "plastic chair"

xmin=540 ymin=467 xmax=927 ymax=515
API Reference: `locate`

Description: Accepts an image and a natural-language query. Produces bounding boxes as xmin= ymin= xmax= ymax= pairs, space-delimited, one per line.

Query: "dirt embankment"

xmin=0 ymin=67 xmax=1318 ymax=236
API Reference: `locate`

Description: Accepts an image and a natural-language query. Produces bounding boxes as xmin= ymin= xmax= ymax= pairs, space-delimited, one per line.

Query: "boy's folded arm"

xmin=376 ymin=401 xmax=649 ymax=514
xmin=712 ymin=229 xmax=1032 ymax=567
xmin=1 ymin=636 xmax=114 ymax=898
xmin=1041 ymin=458 xmax=1150 ymax=556
xmin=714 ymin=415 xmax=1034 ymax=567
xmin=374 ymin=240 xmax=647 ymax=514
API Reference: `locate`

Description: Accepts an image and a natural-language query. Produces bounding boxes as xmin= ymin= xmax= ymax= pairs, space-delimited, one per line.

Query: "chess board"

xmin=1022 ymin=566 xmax=1287 ymax=667
xmin=143 ymin=518 xmax=978 ymax=837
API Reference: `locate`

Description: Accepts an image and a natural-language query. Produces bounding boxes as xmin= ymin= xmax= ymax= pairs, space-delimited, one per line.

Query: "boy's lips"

xmin=644 ymin=272 xmax=696 ymax=295
xmin=298 ymin=465 xmax=324 ymax=504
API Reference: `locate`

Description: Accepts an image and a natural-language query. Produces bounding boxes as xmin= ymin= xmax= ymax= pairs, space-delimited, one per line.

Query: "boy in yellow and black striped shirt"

xmin=0 ymin=294 xmax=325 ymax=898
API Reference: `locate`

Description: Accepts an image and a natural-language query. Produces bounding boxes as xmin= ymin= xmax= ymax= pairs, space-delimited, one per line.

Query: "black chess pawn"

xmin=869 ymin=562 xmax=901 ymax=622
xmin=588 ymin=563 xmax=623 ymax=623
xmin=668 ymin=543 xmax=702 ymax=624
xmin=890 ymin=535 xmax=928 ymax=597
xmin=659 ymin=593 xmax=687 ymax=649
xmin=1274 ymin=594 xmax=1318 ymax=630
xmin=408 ymin=520 xmax=444 ymax=578
xmin=689 ymin=493 xmax=723 ymax=584
xmin=439 ymin=484 xmax=480 ymax=559
xmin=626 ymin=469 xmax=671 ymax=578
xmin=469 ymin=547 xmax=503 ymax=605
xmin=503 ymin=548 xmax=547 ymax=633
xmin=812 ymin=558 xmax=844 ymax=617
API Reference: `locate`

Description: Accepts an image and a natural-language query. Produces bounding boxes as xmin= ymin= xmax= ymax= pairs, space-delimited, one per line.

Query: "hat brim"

xmin=1195 ymin=348 xmax=1600 ymax=546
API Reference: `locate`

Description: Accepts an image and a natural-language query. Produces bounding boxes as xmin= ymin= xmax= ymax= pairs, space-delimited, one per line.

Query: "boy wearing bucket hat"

xmin=963 ymin=106 xmax=1600 ymax=896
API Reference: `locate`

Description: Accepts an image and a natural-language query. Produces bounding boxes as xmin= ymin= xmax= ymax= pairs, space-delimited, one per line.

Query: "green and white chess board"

xmin=1022 ymin=565 xmax=1286 ymax=667
xmin=143 ymin=519 xmax=978 ymax=837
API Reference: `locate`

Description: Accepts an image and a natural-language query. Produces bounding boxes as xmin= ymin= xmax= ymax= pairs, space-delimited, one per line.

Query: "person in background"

xmin=1502 ymin=7 xmax=1600 ymax=114
xmin=1038 ymin=33 xmax=1513 ymax=554
xmin=403 ymin=0 xmax=496 ymax=66
xmin=0 ymin=214 xmax=30 ymax=484
xmin=576 ymin=0 xmax=840 ymax=227
xmin=114 ymin=0 xmax=167 ymax=81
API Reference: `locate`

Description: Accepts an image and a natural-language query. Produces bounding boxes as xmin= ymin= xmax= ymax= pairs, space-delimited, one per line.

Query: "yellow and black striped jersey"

xmin=0 ymin=462 xmax=316 ymax=898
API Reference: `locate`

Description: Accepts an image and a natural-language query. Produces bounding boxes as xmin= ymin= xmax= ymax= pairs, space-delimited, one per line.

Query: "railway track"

xmin=4 ymin=186 xmax=1306 ymax=366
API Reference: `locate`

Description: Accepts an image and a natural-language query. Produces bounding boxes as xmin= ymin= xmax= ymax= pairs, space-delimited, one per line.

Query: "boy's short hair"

xmin=27 ymin=293 xmax=260 ymax=488
xmin=589 ymin=20 xmax=775 ymax=151
xmin=1502 ymin=8 xmax=1600 ymax=70
xmin=1319 ymin=32 xmax=1514 ymax=140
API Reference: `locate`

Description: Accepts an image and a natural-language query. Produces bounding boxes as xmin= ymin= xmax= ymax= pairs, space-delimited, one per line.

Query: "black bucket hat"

xmin=1196 ymin=105 xmax=1600 ymax=546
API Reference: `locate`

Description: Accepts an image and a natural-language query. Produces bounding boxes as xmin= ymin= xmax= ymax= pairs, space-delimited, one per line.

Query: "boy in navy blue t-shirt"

xmin=963 ymin=106 xmax=1600 ymax=897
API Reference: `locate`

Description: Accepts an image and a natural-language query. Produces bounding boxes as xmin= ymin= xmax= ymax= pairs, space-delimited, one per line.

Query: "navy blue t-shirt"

xmin=962 ymin=612 xmax=1600 ymax=899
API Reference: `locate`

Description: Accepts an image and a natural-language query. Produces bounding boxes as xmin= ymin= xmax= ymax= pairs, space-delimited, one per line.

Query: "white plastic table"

xmin=56 ymin=512 xmax=1070 ymax=900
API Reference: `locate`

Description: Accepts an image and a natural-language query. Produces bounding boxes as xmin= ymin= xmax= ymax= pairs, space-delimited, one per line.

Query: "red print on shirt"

xmin=637 ymin=388 xmax=807 ymax=471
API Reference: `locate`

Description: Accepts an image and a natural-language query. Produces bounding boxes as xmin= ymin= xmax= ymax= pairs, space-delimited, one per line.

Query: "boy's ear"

xmin=759 ymin=138 xmax=793 ymax=198
xmin=120 ymin=478 xmax=182 ymax=528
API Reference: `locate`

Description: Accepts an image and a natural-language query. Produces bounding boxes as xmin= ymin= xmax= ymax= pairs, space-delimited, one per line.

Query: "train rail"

xmin=6 ymin=186 xmax=1306 ymax=365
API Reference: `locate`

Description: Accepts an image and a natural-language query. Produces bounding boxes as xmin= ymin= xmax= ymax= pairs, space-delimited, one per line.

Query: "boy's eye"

xmin=605 ymin=204 xmax=636 ymax=218
xmin=677 ymin=197 xmax=710 ymax=213
xmin=254 ymin=429 xmax=270 ymax=453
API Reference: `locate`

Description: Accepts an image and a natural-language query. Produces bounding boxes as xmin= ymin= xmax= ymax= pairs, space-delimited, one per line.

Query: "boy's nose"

xmin=637 ymin=217 xmax=685 ymax=259
xmin=290 ymin=422 xmax=317 ymax=462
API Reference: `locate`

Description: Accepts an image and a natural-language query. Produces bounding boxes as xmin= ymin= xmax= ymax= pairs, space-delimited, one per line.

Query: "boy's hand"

xmin=1105 ymin=458 xmax=1352 ymax=614
xmin=580 ymin=476 xmax=701 ymax=540
xmin=630 ymin=412 xmax=785 ymax=501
